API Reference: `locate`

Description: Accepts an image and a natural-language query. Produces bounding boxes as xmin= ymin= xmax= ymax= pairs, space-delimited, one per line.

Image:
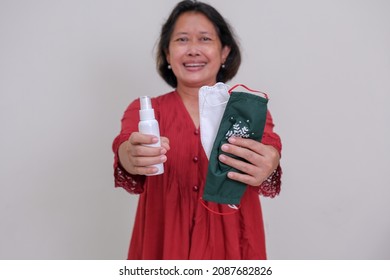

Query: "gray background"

xmin=1 ymin=0 xmax=389 ymax=259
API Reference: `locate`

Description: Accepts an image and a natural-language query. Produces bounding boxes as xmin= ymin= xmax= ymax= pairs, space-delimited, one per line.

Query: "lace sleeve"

xmin=256 ymin=165 xmax=282 ymax=198
xmin=114 ymin=162 xmax=145 ymax=194
xmin=112 ymin=98 xmax=148 ymax=194
xmin=251 ymin=165 xmax=282 ymax=198
xmin=112 ymin=118 xmax=146 ymax=194
xmin=253 ymin=110 xmax=282 ymax=198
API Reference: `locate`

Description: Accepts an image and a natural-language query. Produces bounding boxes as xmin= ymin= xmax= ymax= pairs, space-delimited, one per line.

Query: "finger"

xmin=218 ymin=153 xmax=257 ymax=176
xmin=129 ymin=144 xmax=166 ymax=157
xmin=128 ymin=133 xmax=168 ymax=157
xmin=219 ymin=153 xmax=271 ymax=186
xmin=160 ymin=136 xmax=171 ymax=151
xmin=129 ymin=132 xmax=159 ymax=145
xmin=226 ymin=171 xmax=260 ymax=186
xmin=221 ymin=142 xmax=262 ymax=165
xmin=133 ymin=166 xmax=161 ymax=176
xmin=131 ymin=154 xmax=167 ymax=168
xmin=227 ymin=137 xmax=268 ymax=155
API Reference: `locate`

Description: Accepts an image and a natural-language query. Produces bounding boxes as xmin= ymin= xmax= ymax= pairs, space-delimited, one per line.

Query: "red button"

xmin=192 ymin=185 xmax=199 ymax=192
xmin=193 ymin=156 xmax=199 ymax=163
xmin=194 ymin=129 xmax=199 ymax=135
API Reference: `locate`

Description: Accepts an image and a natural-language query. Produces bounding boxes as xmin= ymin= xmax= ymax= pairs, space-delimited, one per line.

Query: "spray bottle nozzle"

xmin=139 ymin=96 xmax=155 ymax=121
xmin=140 ymin=96 xmax=152 ymax=110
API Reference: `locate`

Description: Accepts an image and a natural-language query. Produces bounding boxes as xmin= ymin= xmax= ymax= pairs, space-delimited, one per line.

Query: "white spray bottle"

xmin=138 ymin=96 xmax=164 ymax=175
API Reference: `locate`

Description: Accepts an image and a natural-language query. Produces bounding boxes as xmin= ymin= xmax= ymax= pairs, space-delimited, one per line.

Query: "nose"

xmin=186 ymin=40 xmax=201 ymax=56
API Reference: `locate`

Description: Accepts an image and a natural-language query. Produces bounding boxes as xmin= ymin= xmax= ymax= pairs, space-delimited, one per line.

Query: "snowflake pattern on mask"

xmin=225 ymin=117 xmax=255 ymax=139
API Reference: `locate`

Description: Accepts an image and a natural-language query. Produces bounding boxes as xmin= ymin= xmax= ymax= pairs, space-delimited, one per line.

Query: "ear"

xmin=221 ymin=46 xmax=231 ymax=63
xmin=165 ymin=50 xmax=171 ymax=65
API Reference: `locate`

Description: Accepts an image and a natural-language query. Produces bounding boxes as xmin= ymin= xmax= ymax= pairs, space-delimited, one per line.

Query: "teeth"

xmin=185 ymin=63 xmax=205 ymax=67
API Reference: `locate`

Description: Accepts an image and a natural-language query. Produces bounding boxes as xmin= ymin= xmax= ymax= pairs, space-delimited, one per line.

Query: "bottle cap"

xmin=139 ymin=96 xmax=155 ymax=120
xmin=140 ymin=96 xmax=152 ymax=110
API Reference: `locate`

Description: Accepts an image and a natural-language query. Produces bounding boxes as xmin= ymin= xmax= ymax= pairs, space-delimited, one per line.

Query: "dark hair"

xmin=156 ymin=0 xmax=241 ymax=88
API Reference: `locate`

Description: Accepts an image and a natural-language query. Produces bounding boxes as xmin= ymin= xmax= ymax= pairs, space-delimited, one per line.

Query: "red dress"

xmin=112 ymin=91 xmax=282 ymax=260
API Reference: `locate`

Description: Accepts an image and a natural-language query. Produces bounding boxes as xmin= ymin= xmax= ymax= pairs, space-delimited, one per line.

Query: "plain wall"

xmin=0 ymin=0 xmax=389 ymax=259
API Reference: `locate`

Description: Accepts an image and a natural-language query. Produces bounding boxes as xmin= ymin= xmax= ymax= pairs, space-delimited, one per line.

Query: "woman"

xmin=112 ymin=0 xmax=282 ymax=259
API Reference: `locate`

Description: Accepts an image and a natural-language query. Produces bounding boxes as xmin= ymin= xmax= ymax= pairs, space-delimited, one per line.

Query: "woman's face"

xmin=166 ymin=12 xmax=230 ymax=89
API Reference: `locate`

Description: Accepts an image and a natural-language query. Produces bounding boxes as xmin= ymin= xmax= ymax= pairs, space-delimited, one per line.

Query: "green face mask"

xmin=202 ymin=86 xmax=268 ymax=206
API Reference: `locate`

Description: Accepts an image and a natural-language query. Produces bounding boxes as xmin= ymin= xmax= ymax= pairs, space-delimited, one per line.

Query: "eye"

xmin=175 ymin=37 xmax=188 ymax=42
xmin=200 ymin=36 xmax=212 ymax=42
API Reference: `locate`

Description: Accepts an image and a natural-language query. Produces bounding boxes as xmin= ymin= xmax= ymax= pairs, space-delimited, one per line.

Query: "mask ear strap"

xmin=228 ymin=84 xmax=269 ymax=100
xmin=199 ymin=198 xmax=241 ymax=215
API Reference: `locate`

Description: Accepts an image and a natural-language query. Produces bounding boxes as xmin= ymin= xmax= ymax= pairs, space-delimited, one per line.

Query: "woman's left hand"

xmin=218 ymin=136 xmax=280 ymax=186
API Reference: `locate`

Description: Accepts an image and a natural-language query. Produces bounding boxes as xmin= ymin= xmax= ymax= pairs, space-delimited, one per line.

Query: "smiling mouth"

xmin=184 ymin=63 xmax=206 ymax=68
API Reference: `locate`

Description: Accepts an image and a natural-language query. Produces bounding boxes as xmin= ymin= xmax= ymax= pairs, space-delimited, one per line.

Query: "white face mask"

xmin=198 ymin=82 xmax=230 ymax=159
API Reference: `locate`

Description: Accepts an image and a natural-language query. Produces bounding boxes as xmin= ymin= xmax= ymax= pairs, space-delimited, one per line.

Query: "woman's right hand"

xmin=119 ymin=132 xmax=170 ymax=175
